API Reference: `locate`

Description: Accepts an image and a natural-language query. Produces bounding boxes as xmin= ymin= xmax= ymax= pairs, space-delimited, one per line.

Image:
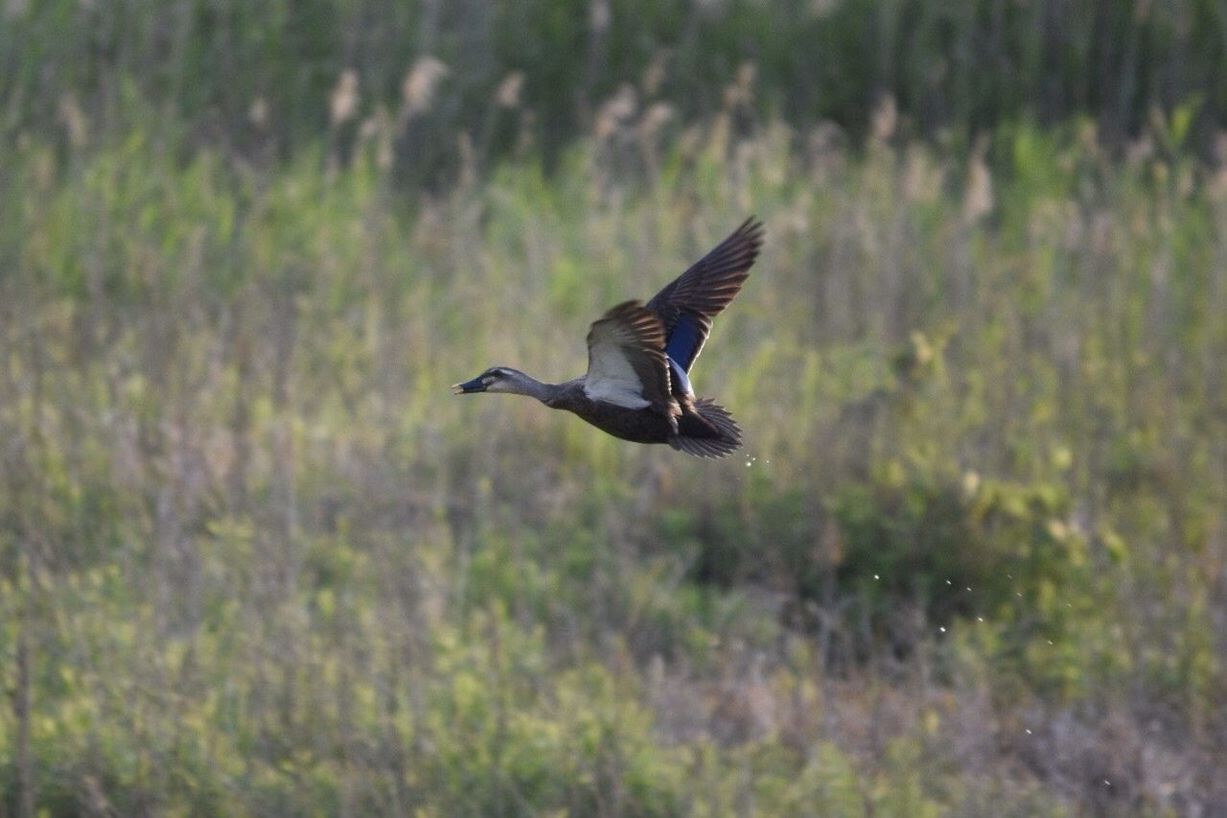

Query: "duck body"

xmin=453 ymin=218 xmax=763 ymax=458
xmin=544 ymin=379 xmax=672 ymax=444
xmin=547 ymin=379 xmax=734 ymax=451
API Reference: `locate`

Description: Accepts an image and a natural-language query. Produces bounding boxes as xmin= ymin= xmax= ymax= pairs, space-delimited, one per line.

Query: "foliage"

xmin=3 ymin=0 xmax=1227 ymax=186
xmin=2 ymin=4 xmax=1227 ymax=815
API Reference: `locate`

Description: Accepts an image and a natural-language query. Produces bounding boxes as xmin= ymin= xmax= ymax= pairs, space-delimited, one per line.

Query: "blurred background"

xmin=2 ymin=1 xmax=1226 ymax=815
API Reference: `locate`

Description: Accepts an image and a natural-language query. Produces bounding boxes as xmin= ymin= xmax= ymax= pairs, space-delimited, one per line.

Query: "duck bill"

xmin=451 ymin=376 xmax=487 ymax=395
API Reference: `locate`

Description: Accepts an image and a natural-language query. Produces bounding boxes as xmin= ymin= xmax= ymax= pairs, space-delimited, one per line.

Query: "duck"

xmin=452 ymin=217 xmax=763 ymax=457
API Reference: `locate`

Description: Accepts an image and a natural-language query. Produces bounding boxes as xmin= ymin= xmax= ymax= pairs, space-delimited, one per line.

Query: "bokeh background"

xmin=2 ymin=1 xmax=1227 ymax=815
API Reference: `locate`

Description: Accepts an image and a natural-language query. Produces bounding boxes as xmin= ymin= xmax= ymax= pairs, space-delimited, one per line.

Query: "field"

xmin=2 ymin=2 xmax=1226 ymax=816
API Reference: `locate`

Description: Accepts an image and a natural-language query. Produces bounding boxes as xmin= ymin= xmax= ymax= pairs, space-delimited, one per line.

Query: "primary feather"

xmin=647 ymin=217 xmax=764 ymax=383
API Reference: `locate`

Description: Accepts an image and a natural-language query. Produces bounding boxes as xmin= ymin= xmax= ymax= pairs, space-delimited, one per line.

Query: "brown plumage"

xmin=453 ymin=217 xmax=763 ymax=458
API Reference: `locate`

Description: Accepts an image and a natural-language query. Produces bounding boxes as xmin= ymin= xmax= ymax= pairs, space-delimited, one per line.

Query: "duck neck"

xmin=506 ymin=372 xmax=558 ymax=403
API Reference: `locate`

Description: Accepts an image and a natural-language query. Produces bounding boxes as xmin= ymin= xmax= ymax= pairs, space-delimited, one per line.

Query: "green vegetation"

xmin=2 ymin=1 xmax=1226 ymax=816
xmin=4 ymin=0 xmax=1226 ymax=183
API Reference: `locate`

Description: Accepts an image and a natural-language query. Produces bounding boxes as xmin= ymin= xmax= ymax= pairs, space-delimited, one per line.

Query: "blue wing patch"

xmin=665 ymin=313 xmax=704 ymax=372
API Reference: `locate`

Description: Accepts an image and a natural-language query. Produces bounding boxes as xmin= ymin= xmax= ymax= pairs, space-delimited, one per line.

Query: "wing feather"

xmin=646 ymin=217 xmax=763 ymax=377
xmin=585 ymin=301 xmax=675 ymax=415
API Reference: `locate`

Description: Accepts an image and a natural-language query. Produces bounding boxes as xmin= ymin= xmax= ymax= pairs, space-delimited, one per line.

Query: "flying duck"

xmin=452 ymin=217 xmax=763 ymax=457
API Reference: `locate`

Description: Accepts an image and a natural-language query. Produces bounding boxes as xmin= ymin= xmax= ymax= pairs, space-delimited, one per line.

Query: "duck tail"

xmin=671 ymin=398 xmax=742 ymax=458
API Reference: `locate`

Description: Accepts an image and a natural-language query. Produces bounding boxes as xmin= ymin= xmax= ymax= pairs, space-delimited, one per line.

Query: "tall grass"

xmin=1 ymin=74 xmax=1225 ymax=814
xmin=4 ymin=0 xmax=1226 ymax=187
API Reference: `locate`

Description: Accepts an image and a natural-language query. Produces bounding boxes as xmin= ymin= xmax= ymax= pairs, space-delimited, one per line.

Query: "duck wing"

xmin=584 ymin=300 xmax=678 ymax=418
xmin=645 ymin=217 xmax=763 ymax=388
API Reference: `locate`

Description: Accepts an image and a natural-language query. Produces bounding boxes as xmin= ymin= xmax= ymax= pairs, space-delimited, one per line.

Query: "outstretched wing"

xmin=585 ymin=301 xmax=675 ymax=415
xmin=646 ymin=217 xmax=763 ymax=383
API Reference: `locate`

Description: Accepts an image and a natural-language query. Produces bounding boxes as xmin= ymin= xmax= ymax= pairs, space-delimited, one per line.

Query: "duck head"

xmin=452 ymin=367 xmax=528 ymax=395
